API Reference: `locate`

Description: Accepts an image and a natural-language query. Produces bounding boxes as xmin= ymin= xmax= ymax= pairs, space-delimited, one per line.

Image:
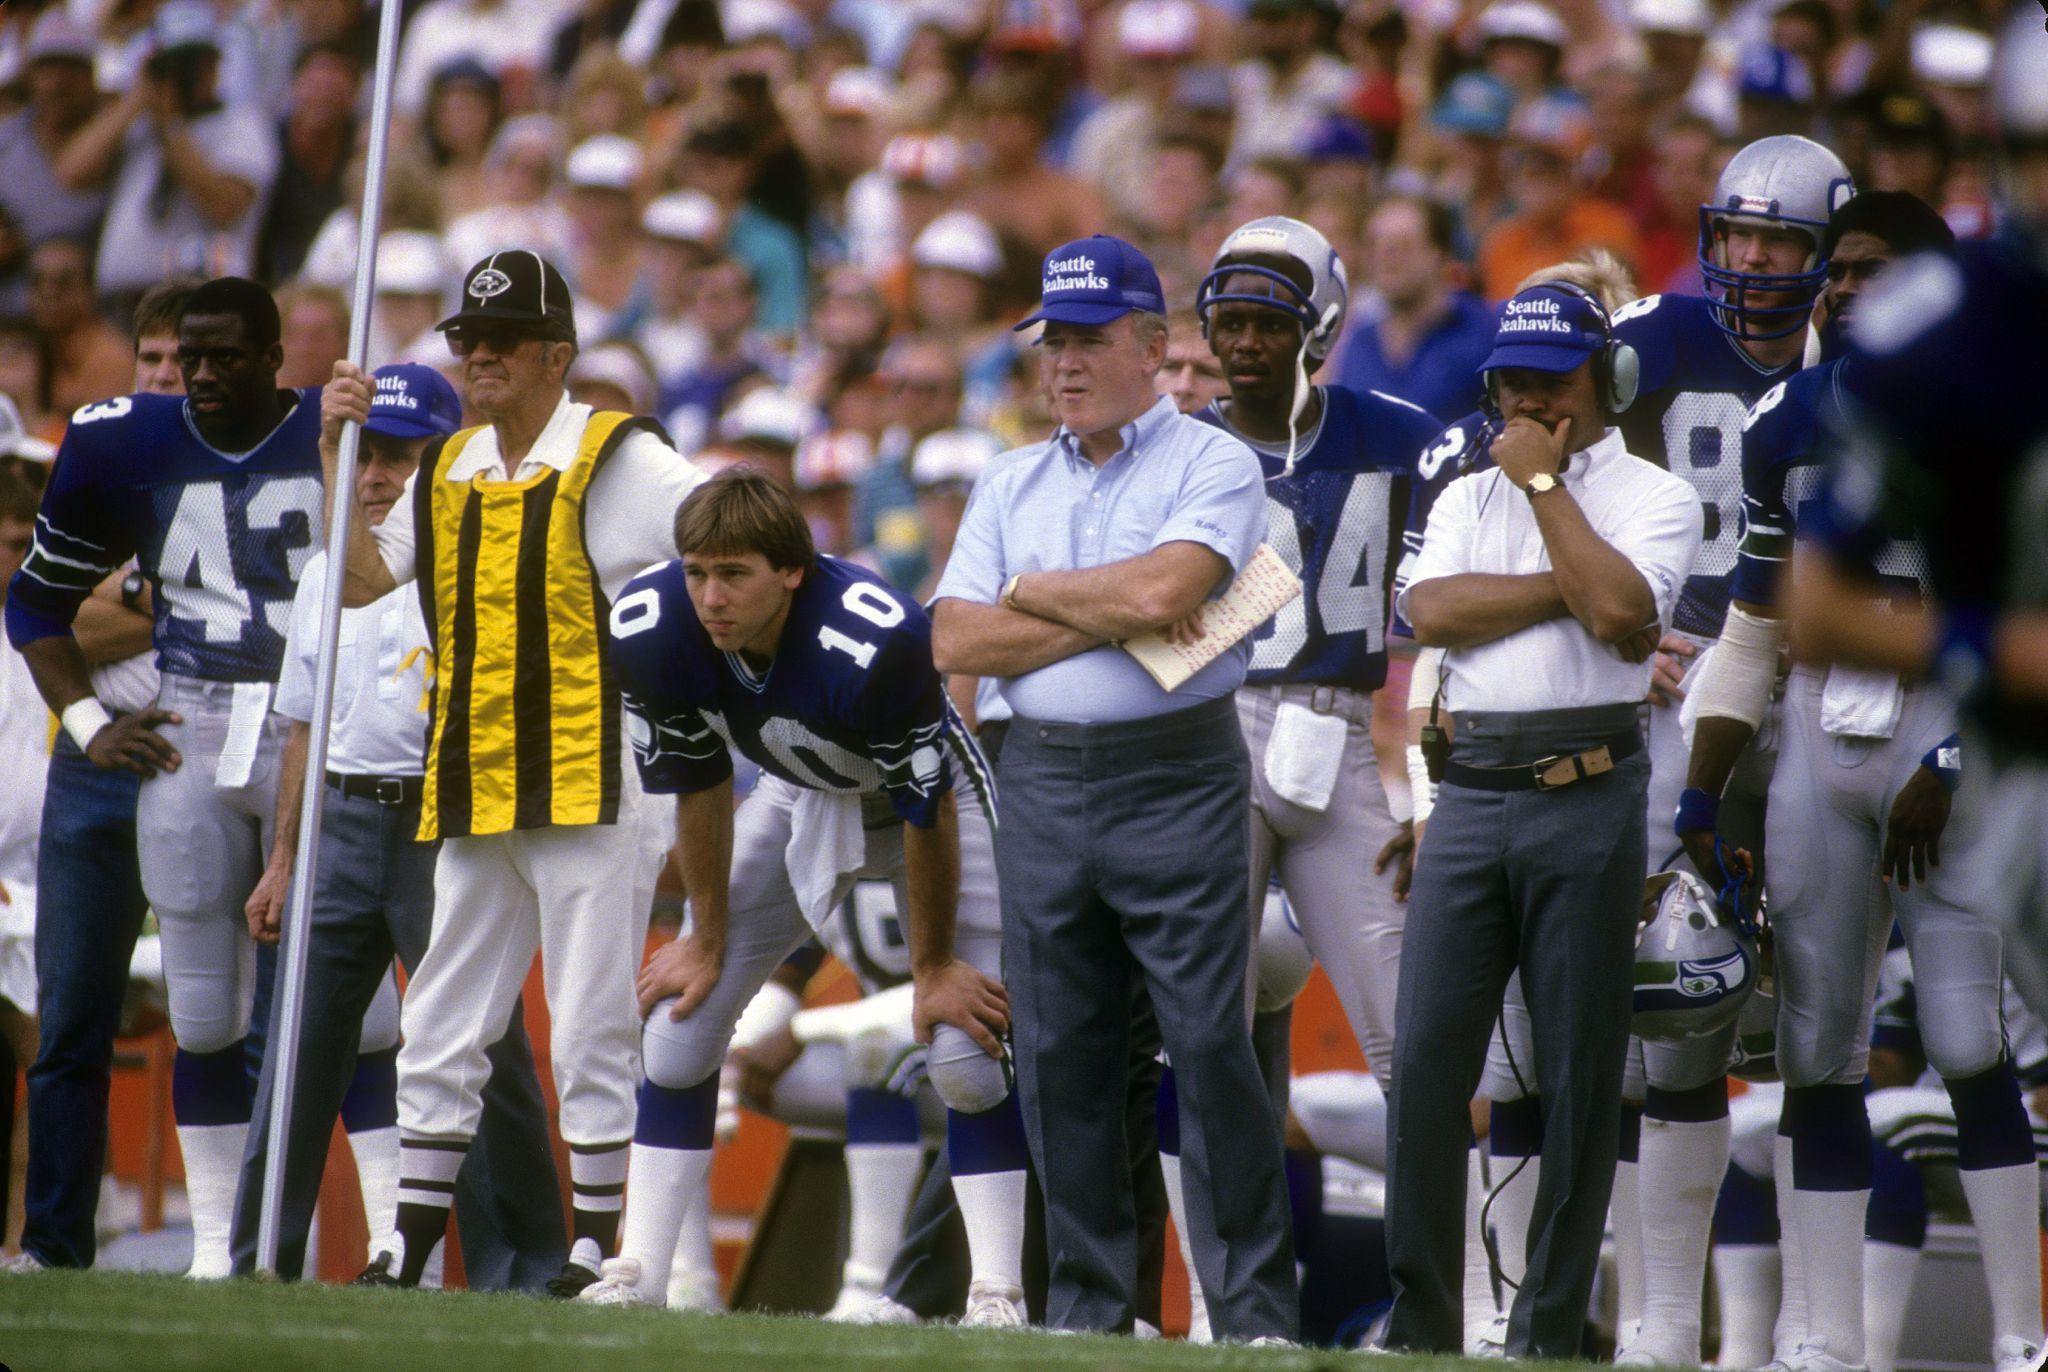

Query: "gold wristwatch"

xmin=1524 ymin=472 xmax=1562 ymax=497
xmin=1001 ymin=573 xmax=1024 ymax=609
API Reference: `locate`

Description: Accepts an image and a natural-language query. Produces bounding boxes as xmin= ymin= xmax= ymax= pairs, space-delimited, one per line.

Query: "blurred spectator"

xmin=633 ymin=0 xmax=725 ymax=128
xmin=393 ymin=0 xmax=553 ymax=122
xmin=131 ymin=276 xmax=197 ymax=394
xmin=0 ymin=318 xmax=56 ymax=444
xmin=26 ymin=239 xmax=130 ymax=415
xmin=854 ymin=334 xmax=964 ymax=591
xmin=1908 ymin=22 xmax=1992 ymax=144
xmin=275 ymin=283 xmax=349 ymax=391
xmin=1475 ymin=0 xmax=1568 ymax=103
xmin=1864 ymin=90 xmax=1951 ymax=211
xmin=907 ymin=210 xmax=1016 ymax=423
xmin=1628 ymin=0 xmax=1725 ymax=130
xmin=0 ymin=11 xmax=109 ymax=252
xmin=847 ymin=131 xmax=966 ymax=281
xmin=560 ymin=48 xmax=649 ymax=145
xmin=422 ymin=60 xmax=504 ymax=224
xmin=1428 ymin=71 xmax=1516 ymax=258
xmin=1134 ymin=131 xmax=1223 ymax=249
xmin=787 ymin=262 xmax=890 ymax=410
xmin=1071 ymin=0 xmax=1203 ymax=225
xmin=634 ymin=190 xmax=722 ymax=392
xmin=658 ymin=255 xmax=769 ymax=454
xmin=1478 ymin=94 xmax=1639 ymax=299
xmin=562 ymin=134 xmax=647 ymax=342
xmin=367 ymin=231 xmax=450 ymax=368
xmin=1334 ymin=196 xmax=1493 ymax=423
xmin=1335 ymin=0 xmax=1410 ymax=162
xmin=1585 ymin=65 xmax=1660 ymax=224
xmin=908 ymin=426 xmax=1002 ymax=600
xmin=297 ymin=143 xmax=444 ymax=288
xmin=717 ymin=384 xmax=814 ymax=491
xmin=792 ymin=426 xmax=876 ymax=558
xmin=1229 ymin=0 xmax=1354 ymax=166
xmin=569 ymin=340 xmax=660 ymax=416
xmin=1158 ymin=307 xmax=1228 ymax=415
xmin=67 ymin=1 xmax=279 ymax=300
xmin=679 ymin=119 xmax=808 ymax=336
xmin=1735 ymin=43 xmax=1817 ymax=140
xmin=550 ymin=0 xmax=639 ymax=84
xmin=965 ymin=72 xmax=1109 ymax=259
xmin=1634 ymin=112 xmax=1724 ymax=293
xmin=443 ymin=115 xmax=572 ymax=270
xmin=255 ymin=43 xmax=363 ymax=284
xmin=802 ymin=66 xmax=894 ymax=267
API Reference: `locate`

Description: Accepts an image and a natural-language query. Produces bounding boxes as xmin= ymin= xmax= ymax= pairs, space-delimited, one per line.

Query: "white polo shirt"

xmin=276 ymin=552 xmax=433 ymax=778
xmin=1397 ymin=428 xmax=1703 ymax=715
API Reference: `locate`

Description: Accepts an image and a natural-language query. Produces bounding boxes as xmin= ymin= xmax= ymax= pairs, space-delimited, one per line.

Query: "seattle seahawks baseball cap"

xmin=436 ymin=250 xmax=576 ymax=338
xmin=1479 ymin=285 xmax=1606 ymax=375
xmin=1013 ymin=235 xmax=1166 ymax=331
xmin=368 ymin=364 xmax=463 ymax=439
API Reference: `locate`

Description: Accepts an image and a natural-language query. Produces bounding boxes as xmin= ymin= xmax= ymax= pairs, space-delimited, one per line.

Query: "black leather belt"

xmin=1443 ymin=731 xmax=1640 ymax=793
xmin=325 ymin=771 xmax=423 ymax=806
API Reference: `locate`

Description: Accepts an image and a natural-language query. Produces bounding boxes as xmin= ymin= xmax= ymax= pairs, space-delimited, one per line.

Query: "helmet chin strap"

xmin=1282 ymin=304 xmax=1342 ymax=478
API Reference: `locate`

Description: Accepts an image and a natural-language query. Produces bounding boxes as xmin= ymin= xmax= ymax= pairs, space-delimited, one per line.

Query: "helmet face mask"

xmin=1696 ymin=134 xmax=1856 ymax=342
xmin=1196 ymin=215 xmax=1349 ymax=365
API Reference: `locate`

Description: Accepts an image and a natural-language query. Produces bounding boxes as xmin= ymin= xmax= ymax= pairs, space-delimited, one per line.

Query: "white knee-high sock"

xmin=1773 ymin=1134 xmax=1808 ymax=1362
xmin=1487 ymin=1149 xmax=1541 ymax=1289
xmin=842 ymin=1142 xmax=922 ymax=1293
xmin=1787 ymin=1187 xmax=1868 ymax=1364
xmin=617 ymin=1144 xmax=712 ymax=1304
xmin=1862 ymin=1241 xmax=1920 ymax=1372
xmin=666 ymin=1163 xmax=723 ymax=1312
xmin=1959 ymin=1163 xmax=2046 ymax=1349
xmin=1613 ymin=1156 xmax=1645 ymax=1348
xmin=346 ymin=1125 xmax=402 ymax=1264
xmin=1160 ymin=1150 xmax=1210 ymax=1343
xmin=1713 ymin=1245 xmax=1782 ymax=1369
xmin=1466 ymin=1147 xmax=1501 ymax=1351
xmin=1635 ymin=1115 xmax=1730 ymax=1363
xmin=953 ymin=1168 xmax=1027 ymax=1292
xmin=177 ymin=1122 xmax=248 ymax=1279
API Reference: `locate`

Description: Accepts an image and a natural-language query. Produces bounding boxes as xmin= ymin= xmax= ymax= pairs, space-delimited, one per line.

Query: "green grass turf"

xmin=0 ymin=1270 xmax=1512 ymax=1372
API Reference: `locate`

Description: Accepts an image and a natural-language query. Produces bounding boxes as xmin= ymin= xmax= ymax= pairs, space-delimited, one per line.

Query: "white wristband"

xmin=1406 ymin=744 xmax=1437 ymax=825
xmin=1385 ymin=773 xmax=1414 ymax=824
xmin=728 ymin=980 xmax=802 ymax=1052
xmin=61 ymin=697 xmax=113 ymax=752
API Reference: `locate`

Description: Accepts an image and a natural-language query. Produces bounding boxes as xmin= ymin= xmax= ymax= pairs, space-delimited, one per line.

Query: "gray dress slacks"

xmin=1384 ymin=702 xmax=1648 ymax=1359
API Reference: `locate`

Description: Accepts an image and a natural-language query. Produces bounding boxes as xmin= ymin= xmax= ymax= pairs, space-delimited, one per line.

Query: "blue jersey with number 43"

xmin=1199 ymin=384 xmax=1435 ymax=691
xmin=3 ymin=390 xmax=324 ymax=682
xmin=608 ymin=554 xmax=992 ymax=829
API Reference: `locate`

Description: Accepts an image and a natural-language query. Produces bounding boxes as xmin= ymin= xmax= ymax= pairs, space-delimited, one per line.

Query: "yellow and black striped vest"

xmin=413 ymin=410 xmax=657 ymax=840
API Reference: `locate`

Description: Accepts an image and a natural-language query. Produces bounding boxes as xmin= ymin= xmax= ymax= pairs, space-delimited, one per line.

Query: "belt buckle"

xmin=374 ymin=776 xmax=407 ymax=806
xmin=1530 ymin=754 xmax=1567 ymax=791
xmin=1309 ymin=685 xmax=1339 ymax=716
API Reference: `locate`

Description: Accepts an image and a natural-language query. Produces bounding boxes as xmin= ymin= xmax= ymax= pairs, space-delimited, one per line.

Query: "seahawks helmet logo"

xmin=469 ymin=268 xmax=513 ymax=299
xmin=1634 ymin=948 xmax=1751 ymax=1011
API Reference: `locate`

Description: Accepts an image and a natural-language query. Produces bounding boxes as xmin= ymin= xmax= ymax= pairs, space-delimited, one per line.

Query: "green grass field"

xmin=0 ymin=1270 xmax=1511 ymax=1372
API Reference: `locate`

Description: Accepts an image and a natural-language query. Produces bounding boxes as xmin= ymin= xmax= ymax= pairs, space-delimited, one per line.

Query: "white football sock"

xmin=1712 ymin=1244 xmax=1782 ymax=1369
xmin=1862 ymin=1241 xmax=1919 ymax=1372
xmin=1635 ymin=1115 xmax=1729 ymax=1363
xmin=667 ymin=1168 xmax=723 ymax=1312
xmin=1613 ymin=1156 xmax=1645 ymax=1349
xmin=953 ymin=1168 xmax=1026 ymax=1292
xmin=177 ymin=1121 xmax=247 ymax=1279
xmin=1160 ymin=1150 xmax=1210 ymax=1343
xmin=843 ymin=1142 xmax=922 ymax=1294
xmin=1466 ymin=1147 xmax=1500 ymax=1352
xmin=616 ymin=1144 xmax=711 ymax=1304
xmin=1960 ymin=1163 xmax=2046 ymax=1349
xmin=1774 ymin=1134 xmax=1808 ymax=1362
xmin=1487 ymin=1147 xmax=1540 ymax=1289
xmin=346 ymin=1125 xmax=401 ymax=1264
xmin=1787 ymin=1186 xmax=1868 ymax=1364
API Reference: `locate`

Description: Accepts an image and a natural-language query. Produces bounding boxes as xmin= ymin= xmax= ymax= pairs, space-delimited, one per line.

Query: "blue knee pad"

xmin=1490 ymin=1094 xmax=1543 ymax=1160
xmin=947 ymin=1092 xmax=1028 ymax=1177
xmin=341 ymin=1046 xmax=399 ymax=1133
xmin=1944 ymin=1059 xmax=2035 ymax=1172
xmin=847 ymin=1087 xmax=921 ymax=1146
xmin=1714 ymin=1163 xmax=1780 ymax=1245
xmin=172 ymin=1042 xmax=253 ymax=1126
xmin=633 ymin=1076 xmax=718 ymax=1151
xmin=1784 ymin=1084 xmax=1873 ymax=1192
xmin=1645 ymin=1077 xmax=1731 ymax=1124
xmin=1865 ymin=1140 xmax=1927 ymax=1248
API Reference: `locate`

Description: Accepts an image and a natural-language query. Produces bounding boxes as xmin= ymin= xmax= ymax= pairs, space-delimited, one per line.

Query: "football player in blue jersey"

xmin=1680 ymin=189 xmax=2046 ymax=1372
xmin=3 ymin=277 xmax=323 ymax=1278
xmin=575 ymin=467 xmax=1029 ymax=1326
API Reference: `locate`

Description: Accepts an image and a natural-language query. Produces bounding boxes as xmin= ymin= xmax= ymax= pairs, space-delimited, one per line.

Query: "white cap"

xmin=910 ymin=427 xmax=1001 ymax=487
xmin=151 ymin=0 xmax=219 ymax=52
xmin=565 ymin=134 xmax=644 ymax=191
xmin=720 ymin=387 xmax=815 ymax=448
xmin=572 ymin=344 xmax=657 ymax=416
xmin=1117 ymin=0 xmax=1200 ymax=58
xmin=1629 ymin=0 xmax=1708 ymax=36
xmin=642 ymin=190 xmax=722 ymax=244
xmin=376 ymin=231 xmax=447 ymax=296
xmin=911 ymin=211 xmax=1002 ymax=278
xmin=824 ymin=66 xmax=895 ymax=118
xmin=1911 ymin=23 xmax=1994 ymax=88
xmin=27 ymin=9 xmax=95 ymax=64
xmin=724 ymin=0 xmax=806 ymax=46
xmin=0 ymin=395 xmax=53 ymax=464
xmin=794 ymin=430 xmax=877 ymax=490
xmin=881 ymin=133 xmax=966 ymax=188
xmin=1477 ymin=0 xmax=1568 ymax=47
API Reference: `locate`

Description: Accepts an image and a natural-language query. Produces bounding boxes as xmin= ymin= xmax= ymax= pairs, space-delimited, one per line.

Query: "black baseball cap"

xmin=437 ymin=251 xmax=577 ymax=339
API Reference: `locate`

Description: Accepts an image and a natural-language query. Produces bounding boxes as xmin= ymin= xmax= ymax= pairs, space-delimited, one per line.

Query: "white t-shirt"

xmin=1397 ymin=427 xmax=1704 ymax=714
xmin=0 ymin=635 xmax=49 ymax=888
xmin=274 ymin=552 xmax=433 ymax=778
xmin=94 ymin=103 xmax=280 ymax=295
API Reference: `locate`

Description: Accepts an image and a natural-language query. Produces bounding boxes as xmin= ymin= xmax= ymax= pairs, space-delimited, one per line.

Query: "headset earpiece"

xmin=1608 ymin=340 xmax=1639 ymax=413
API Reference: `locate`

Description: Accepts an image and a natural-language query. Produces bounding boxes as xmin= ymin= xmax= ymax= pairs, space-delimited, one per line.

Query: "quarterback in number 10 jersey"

xmin=4 ymin=390 xmax=325 ymax=680
xmin=1197 ymin=384 xmax=1437 ymax=691
xmin=609 ymin=553 xmax=991 ymax=828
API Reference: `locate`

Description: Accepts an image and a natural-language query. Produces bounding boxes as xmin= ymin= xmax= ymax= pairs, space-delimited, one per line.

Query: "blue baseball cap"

xmin=1478 ymin=286 xmax=1607 ymax=375
xmin=368 ymin=363 xmax=462 ymax=439
xmin=1013 ymin=235 xmax=1166 ymax=331
xmin=1432 ymin=70 xmax=1514 ymax=138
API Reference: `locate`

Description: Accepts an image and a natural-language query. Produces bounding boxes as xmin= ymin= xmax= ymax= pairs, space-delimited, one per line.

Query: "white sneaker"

xmin=824 ymin=1281 xmax=887 ymax=1321
xmin=576 ymin=1257 xmax=652 ymax=1307
xmin=1618 ymin=1337 xmax=1698 ymax=1367
xmin=827 ymin=1292 xmax=920 ymax=1325
xmin=1134 ymin=1320 xmax=1162 ymax=1341
xmin=1769 ymin=1345 xmax=1868 ymax=1372
xmin=960 ymin=1280 xmax=1027 ymax=1328
xmin=1 ymin=1253 xmax=46 ymax=1274
xmin=1995 ymin=1336 xmax=2048 ymax=1372
xmin=1248 ymin=1335 xmax=1299 ymax=1348
xmin=1474 ymin=1313 xmax=1509 ymax=1359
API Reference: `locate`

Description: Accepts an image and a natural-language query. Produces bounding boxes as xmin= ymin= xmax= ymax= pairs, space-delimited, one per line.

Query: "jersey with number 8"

xmin=608 ymin=555 xmax=983 ymax=828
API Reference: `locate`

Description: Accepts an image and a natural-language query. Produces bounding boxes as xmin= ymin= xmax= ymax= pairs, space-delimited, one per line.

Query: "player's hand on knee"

xmin=320 ymin=362 xmax=373 ymax=448
xmin=1882 ymin=765 xmax=1951 ymax=891
xmin=86 ymin=707 xmax=182 ymax=776
xmin=1646 ymin=633 xmax=1696 ymax=707
xmin=244 ymin=857 xmax=289 ymax=945
xmin=638 ymin=933 xmax=724 ymax=1021
xmin=913 ymin=960 xmax=1009 ymax=1059
xmin=1375 ymin=821 xmax=1417 ymax=903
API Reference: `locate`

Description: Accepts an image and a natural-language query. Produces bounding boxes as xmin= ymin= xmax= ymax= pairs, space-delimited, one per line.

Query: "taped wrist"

xmin=729 ymin=980 xmax=801 ymax=1053
xmin=1691 ymin=604 xmax=1780 ymax=729
xmin=1408 ymin=646 xmax=1443 ymax=713
xmin=1407 ymin=744 xmax=1436 ymax=824
xmin=61 ymin=697 xmax=113 ymax=752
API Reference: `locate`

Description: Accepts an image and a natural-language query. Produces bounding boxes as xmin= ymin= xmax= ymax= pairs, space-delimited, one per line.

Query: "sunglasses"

xmin=446 ymin=322 xmax=545 ymax=357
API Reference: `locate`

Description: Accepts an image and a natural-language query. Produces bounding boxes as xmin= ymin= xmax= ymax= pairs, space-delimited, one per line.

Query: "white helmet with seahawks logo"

xmin=1697 ymin=134 xmax=1855 ymax=342
xmin=1633 ymin=870 xmax=1758 ymax=1044
xmin=1197 ymin=215 xmax=1350 ymax=364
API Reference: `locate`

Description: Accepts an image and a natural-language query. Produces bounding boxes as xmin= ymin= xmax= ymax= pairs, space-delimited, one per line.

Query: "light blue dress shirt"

xmin=933 ymin=395 xmax=1268 ymax=724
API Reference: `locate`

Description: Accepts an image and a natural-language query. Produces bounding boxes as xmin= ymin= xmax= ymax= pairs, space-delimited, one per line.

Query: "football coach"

xmin=930 ymin=235 xmax=1295 ymax=1340
xmin=1383 ymin=283 xmax=1702 ymax=1358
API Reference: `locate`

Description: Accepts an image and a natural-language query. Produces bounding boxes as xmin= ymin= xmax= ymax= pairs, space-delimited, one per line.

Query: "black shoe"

xmin=352 ymin=1252 xmax=404 ymax=1288
xmin=545 ymin=1261 xmax=601 ymax=1299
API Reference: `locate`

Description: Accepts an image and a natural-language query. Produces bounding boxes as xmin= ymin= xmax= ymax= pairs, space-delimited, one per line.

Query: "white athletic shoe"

xmin=824 ymin=1280 xmax=888 ymax=1321
xmin=1473 ymin=1313 xmax=1509 ymax=1359
xmin=827 ymin=1292 xmax=920 ymax=1325
xmin=960 ymin=1280 xmax=1027 ymax=1329
xmin=1762 ymin=1346 xmax=1869 ymax=1372
xmin=1247 ymin=1335 xmax=1299 ymax=1348
xmin=1134 ymin=1320 xmax=1162 ymax=1341
xmin=1995 ymin=1336 xmax=2048 ymax=1372
xmin=1 ymin=1252 xmax=46 ymax=1274
xmin=1617 ymin=1338 xmax=1697 ymax=1367
xmin=576 ymin=1258 xmax=652 ymax=1307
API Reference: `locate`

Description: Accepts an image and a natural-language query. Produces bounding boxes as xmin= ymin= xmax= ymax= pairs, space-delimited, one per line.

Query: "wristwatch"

xmin=120 ymin=570 xmax=146 ymax=611
xmin=1524 ymin=472 xmax=1563 ymax=497
xmin=1000 ymin=573 xmax=1024 ymax=610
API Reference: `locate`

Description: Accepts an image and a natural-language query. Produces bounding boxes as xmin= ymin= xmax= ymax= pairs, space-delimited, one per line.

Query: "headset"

xmin=1481 ymin=280 xmax=1640 ymax=418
